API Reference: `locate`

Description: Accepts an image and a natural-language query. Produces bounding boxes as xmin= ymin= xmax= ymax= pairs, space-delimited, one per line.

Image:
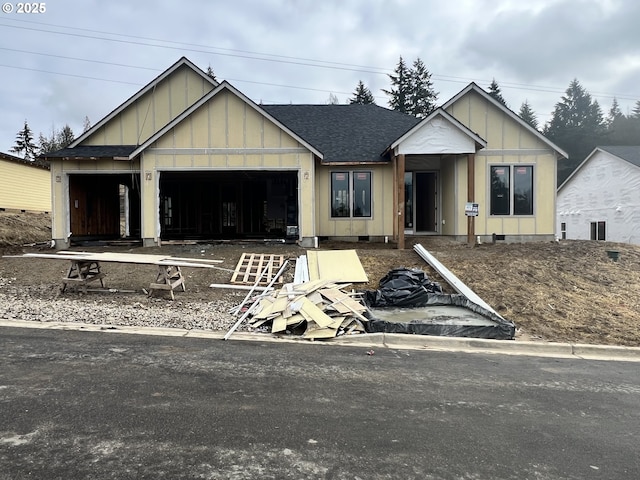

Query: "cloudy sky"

xmin=1 ymin=0 xmax=639 ymax=154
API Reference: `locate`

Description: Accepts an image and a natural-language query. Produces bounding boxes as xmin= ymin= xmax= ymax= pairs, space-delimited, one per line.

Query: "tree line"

xmin=9 ymin=116 xmax=91 ymax=161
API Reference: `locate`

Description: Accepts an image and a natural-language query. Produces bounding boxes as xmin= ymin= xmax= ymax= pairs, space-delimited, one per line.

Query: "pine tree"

xmin=488 ymin=79 xmax=507 ymax=106
xmin=206 ymin=64 xmax=217 ymax=82
xmin=518 ymin=100 xmax=539 ymax=130
xmin=349 ymin=80 xmax=375 ymax=104
xmin=606 ymin=98 xmax=623 ymax=128
xmin=10 ymin=120 xmax=37 ymax=160
xmin=382 ymin=56 xmax=412 ymax=114
xmin=37 ymin=124 xmax=75 ymax=155
xmin=408 ymin=58 xmax=438 ymax=117
xmin=82 ymin=115 xmax=91 ymax=133
xmin=631 ymin=100 xmax=640 ymax=119
xmin=545 ymin=79 xmax=605 ymax=184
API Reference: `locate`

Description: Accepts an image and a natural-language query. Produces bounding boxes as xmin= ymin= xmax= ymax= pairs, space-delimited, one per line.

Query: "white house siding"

xmin=557 ymin=151 xmax=640 ymax=244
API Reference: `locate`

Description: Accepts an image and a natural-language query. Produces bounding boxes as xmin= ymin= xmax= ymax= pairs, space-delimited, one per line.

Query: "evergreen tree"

xmin=408 ymin=57 xmax=438 ymax=117
xmin=37 ymin=124 xmax=75 ymax=155
xmin=206 ymin=64 xmax=217 ymax=82
xmin=518 ymin=100 xmax=539 ymax=130
xmin=82 ymin=115 xmax=91 ymax=133
xmin=606 ymin=97 xmax=623 ymax=127
xmin=10 ymin=120 xmax=36 ymax=160
xmin=382 ymin=56 xmax=412 ymax=114
xmin=544 ymin=79 xmax=605 ymax=184
xmin=488 ymin=78 xmax=507 ymax=106
xmin=632 ymin=100 xmax=640 ymax=119
xmin=349 ymin=80 xmax=375 ymax=104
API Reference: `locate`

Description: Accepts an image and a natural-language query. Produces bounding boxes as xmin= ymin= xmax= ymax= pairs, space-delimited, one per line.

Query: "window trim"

xmin=330 ymin=170 xmax=373 ymax=219
xmin=489 ymin=164 xmax=534 ymax=216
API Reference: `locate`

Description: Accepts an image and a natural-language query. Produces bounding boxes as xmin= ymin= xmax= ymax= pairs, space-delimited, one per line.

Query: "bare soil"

xmin=2 ymin=211 xmax=640 ymax=346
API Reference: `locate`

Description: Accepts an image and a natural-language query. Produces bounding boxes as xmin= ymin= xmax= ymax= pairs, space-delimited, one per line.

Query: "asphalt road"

xmin=1 ymin=327 xmax=639 ymax=480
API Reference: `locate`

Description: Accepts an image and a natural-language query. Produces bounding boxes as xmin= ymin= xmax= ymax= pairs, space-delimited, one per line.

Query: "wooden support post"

xmin=467 ymin=153 xmax=475 ymax=245
xmin=397 ymin=153 xmax=405 ymax=250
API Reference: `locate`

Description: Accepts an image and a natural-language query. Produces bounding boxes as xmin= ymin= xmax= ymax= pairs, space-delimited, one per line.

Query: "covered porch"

xmin=388 ymin=109 xmax=487 ymax=249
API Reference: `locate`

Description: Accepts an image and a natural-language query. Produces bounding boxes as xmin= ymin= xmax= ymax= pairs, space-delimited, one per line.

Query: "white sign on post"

xmin=465 ymin=202 xmax=479 ymax=217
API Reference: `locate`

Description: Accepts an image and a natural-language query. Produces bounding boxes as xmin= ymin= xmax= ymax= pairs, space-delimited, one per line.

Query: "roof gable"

xmin=443 ymin=83 xmax=568 ymax=158
xmin=263 ymin=104 xmax=420 ymax=164
xmin=71 ymin=57 xmax=218 ymax=148
xmin=129 ymin=81 xmax=323 ymax=159
xmin=558 ymin=146 xmax=640 ymax=191
xmin=390 ymin=108 xmax=486 ymax=155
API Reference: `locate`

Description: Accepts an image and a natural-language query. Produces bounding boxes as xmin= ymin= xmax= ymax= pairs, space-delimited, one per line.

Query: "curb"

xmin=2 ymin=319 xmax=640 ymax=362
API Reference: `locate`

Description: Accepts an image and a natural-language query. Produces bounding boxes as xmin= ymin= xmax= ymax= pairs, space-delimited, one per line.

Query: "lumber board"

xmin=306 ymin=250 xmax=368 ymax=282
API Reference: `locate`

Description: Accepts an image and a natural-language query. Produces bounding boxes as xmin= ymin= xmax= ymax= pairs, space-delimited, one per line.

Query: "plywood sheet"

xmin=306 ymin=250 xmax=368 ymax=283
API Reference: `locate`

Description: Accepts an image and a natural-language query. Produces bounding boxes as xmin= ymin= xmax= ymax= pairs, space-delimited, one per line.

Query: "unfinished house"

xmin=43 ymin=57 xmax=566 ymax=248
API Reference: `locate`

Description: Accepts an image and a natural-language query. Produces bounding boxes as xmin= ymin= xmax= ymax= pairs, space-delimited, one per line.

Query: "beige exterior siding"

xmin=81 ymin=65 xmax=214 ymax=147
xmin=140 ymin=90 xmax=316 ymax=242
xmin=315 ymin=163 xmax=394 ymax=238
xmin=447 ymin=90 xmax=558 ymax=239
xmin=0 ymin=159 xmax=51 ymax=212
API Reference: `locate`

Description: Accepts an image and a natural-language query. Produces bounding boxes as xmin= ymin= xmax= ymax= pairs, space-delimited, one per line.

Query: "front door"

xmin=405 ymin=172 xmax=438 ymax=233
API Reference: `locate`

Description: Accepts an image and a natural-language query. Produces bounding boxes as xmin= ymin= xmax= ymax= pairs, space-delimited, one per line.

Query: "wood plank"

xmin=299 ymin=298 xmax=334 ymax=328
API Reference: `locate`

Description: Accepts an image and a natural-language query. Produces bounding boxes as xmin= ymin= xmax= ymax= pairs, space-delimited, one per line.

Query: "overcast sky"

xmin=1 ymin=0 xmax=639 ymax=154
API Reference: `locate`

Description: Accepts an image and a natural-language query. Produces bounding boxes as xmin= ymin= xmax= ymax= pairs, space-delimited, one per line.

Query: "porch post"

xmin=467 ymin=153 xmax=475 ymax=245
xmin=397 ymin=154 xmax=405 ymax=250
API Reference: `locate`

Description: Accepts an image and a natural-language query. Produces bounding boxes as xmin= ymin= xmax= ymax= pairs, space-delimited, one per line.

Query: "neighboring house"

xmin=0 ymin=151 xmax=51 ymax=212
xmin=557 ymin=146 xmax=640 ymax=244
xmin=42 ymin=57 xmax=567 ymax=249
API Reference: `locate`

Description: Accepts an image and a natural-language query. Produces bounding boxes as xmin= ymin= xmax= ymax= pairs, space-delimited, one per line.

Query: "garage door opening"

xmin=69 ymin=174 xmax=141 ymax=243
xmin=159 ymin=171 xmax=298 ymax=240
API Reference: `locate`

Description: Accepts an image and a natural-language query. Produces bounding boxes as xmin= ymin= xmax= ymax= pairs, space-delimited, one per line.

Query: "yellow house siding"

xmin=315 ymin=163 xmax=393 ymax=238
xmin=440 ymin=159 xmax=456 ymax=235
xmin=80 ymin=65 xmax=214 ymax=147
xmin=137 ymin=90 xmax=316 ymax=241
xmin=0 ymin=160 xmax=51 ymax=212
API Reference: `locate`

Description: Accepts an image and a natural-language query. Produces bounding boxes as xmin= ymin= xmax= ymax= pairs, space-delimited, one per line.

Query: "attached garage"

xmin=158 ymin=170 xmax=298 ymax=240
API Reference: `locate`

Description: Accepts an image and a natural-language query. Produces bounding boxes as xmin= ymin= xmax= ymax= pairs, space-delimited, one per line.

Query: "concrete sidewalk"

xmin=2 ymin=318 xmax=639 ymax=362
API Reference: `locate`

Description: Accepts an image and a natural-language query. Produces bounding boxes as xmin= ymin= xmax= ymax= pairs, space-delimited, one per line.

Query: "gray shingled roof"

xmin=43 ymin=145 xmax=137 ymax=159
xmin=263 ymin=104 xmax=421 ymax=163
xmin=599 ymin=146 xmax=640 ymax=168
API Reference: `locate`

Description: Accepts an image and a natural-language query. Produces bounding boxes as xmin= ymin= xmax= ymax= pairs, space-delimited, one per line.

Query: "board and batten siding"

xmin=80 ymin=65 xmax=215 ymax=147
xmin=140 ymin=90 xmax=316 ymax=242
xmin=0 ymin=159 xmax=51 ymax=212
xmin=447 ymin=90 xmax=557 ymax=239
xmin=315 ymin=163 xmax=394 ymax=239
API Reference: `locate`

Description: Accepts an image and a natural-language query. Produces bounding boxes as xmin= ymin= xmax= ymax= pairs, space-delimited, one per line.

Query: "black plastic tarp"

xmin=362 ymin=268 xmax=515 ymax=340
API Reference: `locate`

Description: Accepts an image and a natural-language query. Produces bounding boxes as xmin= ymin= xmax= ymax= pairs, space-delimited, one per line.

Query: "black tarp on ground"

xmin=362 ymin=268 xmax=516 ymax=340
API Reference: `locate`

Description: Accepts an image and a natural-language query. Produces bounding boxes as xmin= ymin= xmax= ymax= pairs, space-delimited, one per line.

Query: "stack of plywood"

xmin=247 ymin=279 xmax=369 ymax=339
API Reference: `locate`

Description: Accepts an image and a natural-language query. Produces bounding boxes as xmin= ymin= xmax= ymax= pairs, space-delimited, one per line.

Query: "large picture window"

xmin=490 ymin=165 xmax=534 ymax=216
xmin=331 ymin=171 xmax=372 ymax=218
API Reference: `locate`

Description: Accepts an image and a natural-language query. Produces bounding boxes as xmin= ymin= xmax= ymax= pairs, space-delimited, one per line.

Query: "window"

xmin=590 ymin=221 xmax=605 ymax=241
xmin=560 ymin=222 xmax=566 ymax=240
xmin=331 ymin=171 xmax=372 ymax=218
xmin=490 ymin=165 xmax=534 ymax=215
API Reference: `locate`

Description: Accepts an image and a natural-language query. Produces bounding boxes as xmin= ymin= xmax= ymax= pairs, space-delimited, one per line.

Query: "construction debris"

xmin=306 ymin=250 xmax=368 ymax=283
xmin=230 ymin=253 xmax=285 ymax=286
xmin=243 ymin=279 xmax=369 ymax=339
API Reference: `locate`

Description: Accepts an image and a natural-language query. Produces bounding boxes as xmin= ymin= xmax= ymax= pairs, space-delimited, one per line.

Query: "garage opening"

xmin=159 ymin=171 xmax=298 ymax=240
xmin=69 ymin=174 xmax=141 ymax=242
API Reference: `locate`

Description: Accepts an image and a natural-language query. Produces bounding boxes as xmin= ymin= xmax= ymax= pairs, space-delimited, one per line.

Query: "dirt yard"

xmin=1 ymin=211 xmax=639 ymax=346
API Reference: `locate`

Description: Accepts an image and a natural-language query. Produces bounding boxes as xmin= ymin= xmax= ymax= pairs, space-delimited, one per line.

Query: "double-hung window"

xmin=490 ymin=165 xmax=533 ymax=215
xmin=331 ymin=171 xmax=372 ymax=218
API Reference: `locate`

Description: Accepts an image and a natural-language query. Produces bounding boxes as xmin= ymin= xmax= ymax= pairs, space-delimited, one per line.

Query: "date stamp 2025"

xmin=2 ymin=2 xmax=46 ymax=14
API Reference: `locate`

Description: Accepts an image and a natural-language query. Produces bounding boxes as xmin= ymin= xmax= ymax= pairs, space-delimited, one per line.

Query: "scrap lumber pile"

xmin=247 ymin=279 xmax=369 ymax=339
